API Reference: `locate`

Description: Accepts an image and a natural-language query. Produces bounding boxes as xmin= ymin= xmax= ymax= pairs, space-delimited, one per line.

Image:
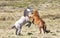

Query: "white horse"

xmin=12 ymin=8 xmax=33 ymax=35
xmin=23 ymin=7 xmax=33 ymax=27
xmin=12 ymin=16 xmax=30 ymax=35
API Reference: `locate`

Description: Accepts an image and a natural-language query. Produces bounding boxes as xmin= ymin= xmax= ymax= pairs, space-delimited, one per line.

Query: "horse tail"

xmin=12 ymin=25 xmax=15 ymax=29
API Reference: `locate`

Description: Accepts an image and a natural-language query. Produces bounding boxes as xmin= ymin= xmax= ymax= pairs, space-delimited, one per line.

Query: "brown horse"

xmin=29 ymin=9 xmax=49 ymax=33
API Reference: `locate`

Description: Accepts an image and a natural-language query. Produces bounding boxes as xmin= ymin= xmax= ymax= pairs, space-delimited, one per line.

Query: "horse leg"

xmin=17 ymin=29 xmax=21 ymax=35
xmin=43 ymin=25 xmax=46 ymax=33
xmin=28 ymin=21 xmax=31 ymax=27
xmin=26 ymin=21 xmax=31 ymax=27
xmin=16 ymin=25 xmax=22 ymax=35
xmin=39 ymin=27 xmax=42 ymax=34
xmin=32 ymin=19 xmax=34 ymax=24
xmin=16 ymin=28 xmax=18 ymax=35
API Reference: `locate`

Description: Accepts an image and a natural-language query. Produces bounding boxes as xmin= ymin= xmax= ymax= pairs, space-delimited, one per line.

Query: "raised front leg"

xmin=26 ymin=21 xmax=32 ymax=27
xmin=32 ymin=19 xmax=34 ymax=24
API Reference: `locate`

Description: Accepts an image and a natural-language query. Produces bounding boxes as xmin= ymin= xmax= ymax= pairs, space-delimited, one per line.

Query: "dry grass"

xmin=0 ymin=0 xmax=60 ymax=38
xmin=0 ymin=9 xmax=60 ymax=38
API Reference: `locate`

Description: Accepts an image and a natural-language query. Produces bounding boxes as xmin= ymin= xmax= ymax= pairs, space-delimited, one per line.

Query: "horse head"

xmin=32 ymin=9 xmax=39 ymax=16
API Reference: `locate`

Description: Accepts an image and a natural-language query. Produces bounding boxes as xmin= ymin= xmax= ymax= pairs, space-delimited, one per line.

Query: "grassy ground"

xmin=0 ymin=0 xmax=60 ymax=38
xmin=0 ymin=9 xmax=60 ymax=38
